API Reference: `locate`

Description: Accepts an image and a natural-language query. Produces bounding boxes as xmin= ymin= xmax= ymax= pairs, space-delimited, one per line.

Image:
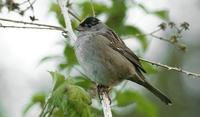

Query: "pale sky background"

xmin=0 ymin=0 xmax=199 ymax=117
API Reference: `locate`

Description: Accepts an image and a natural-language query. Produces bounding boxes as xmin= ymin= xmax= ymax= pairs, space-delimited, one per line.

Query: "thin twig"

xmin=68 ymin=9 xmax=81 ymax=22
xmin=89 ymin=0 xmax=95 ymax=17
xmin=47 ymin=106 xmax=55 ymax=117
xmin=39 ymin=100 xmax=48 ymax=117
xmin=65 ymin=0 xmax=82 ymax=22
xmin=136 ymin=28 xmax=162 ymax=37
xmin=0 ymin=17 xmax=66 ymax=32
xmin=0 ymin=25 xmax=63 ymax=31
xmin=150 ymin=34 xmax=171 ymax=43
xmin=19 ymin=0 xmax=29 ymax=5
xmin=136 ymin=28 xmax=171 ymax=43
xmin=140 ymin=58 xmax=200 ymax=78
xmin=136 ymin=27 xmax=186 ymax=51
xmin=22 ymin=0 xmax=36 ymax=12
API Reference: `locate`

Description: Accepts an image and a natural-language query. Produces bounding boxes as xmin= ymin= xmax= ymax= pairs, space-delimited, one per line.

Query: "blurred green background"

xmin=0 ymin=0 xmax=200 ymax=117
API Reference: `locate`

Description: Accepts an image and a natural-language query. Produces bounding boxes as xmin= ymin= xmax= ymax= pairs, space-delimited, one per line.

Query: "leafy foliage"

xmin=40 ymin=71 xmax=95 ymax=117
xmin=49 ymin=71 xmax=65 ymax=91
xmin=47 ymin=82 xmax=92 ymax=117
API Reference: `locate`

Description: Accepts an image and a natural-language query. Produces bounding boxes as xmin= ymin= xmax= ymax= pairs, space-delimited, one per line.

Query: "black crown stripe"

xmin=80 ymin=17 xmax=100 ymax=27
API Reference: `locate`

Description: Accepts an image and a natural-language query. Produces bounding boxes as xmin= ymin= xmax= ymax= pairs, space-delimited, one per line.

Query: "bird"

xmin=74 ymin=16 xmax=172 ymax=105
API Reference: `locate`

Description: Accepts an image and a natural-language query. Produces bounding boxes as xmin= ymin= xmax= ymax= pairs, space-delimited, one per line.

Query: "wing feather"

xmin=97 ymin=29 xmax=146 ymax=73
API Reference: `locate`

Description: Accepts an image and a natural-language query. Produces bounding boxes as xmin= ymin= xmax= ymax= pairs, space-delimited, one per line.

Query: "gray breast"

xmin=75 ymin=33 xmax=135 ymax=86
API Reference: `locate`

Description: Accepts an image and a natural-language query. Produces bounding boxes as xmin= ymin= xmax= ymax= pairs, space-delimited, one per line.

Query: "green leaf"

xmin=123 ymin=25 xmax=148 ymax=50
xmin=49 ymin=3 xmax=65 ymax=27
xmin=141 ymin=61 xmax=158 ymax=74
xmin=39 ymin=55 xmax=61 ymax=65
xmin=59 ymin=43 xmax=78 ymax=70
xmin=80 ymin=2 xmax=109 ymax=17
xmin=49 ymin=71 xmax=65 ymax=91
xmin=48 ymin=81 xmax=92 ymax=117
xmin=74 ymin=76 xmax=95 ymax=90
xmin=152 ymin=10 xmax=169 ymax=20
xmin=116 ymin=90 xmax=157 ymax=117
xmin=23 ymin=92 xmax=46 ymax=115
xmin=59 ymin=63 xmax=68 ymax=70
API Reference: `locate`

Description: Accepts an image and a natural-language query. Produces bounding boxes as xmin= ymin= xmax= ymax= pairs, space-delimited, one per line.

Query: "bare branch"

xmin=150 ymin=33 xmax=172 ymax=43
xmin=136 ymin=27 xmax=187 ymax=52
xmin=58 ymin=0 xmax=77 ymax=43
xmin=140 ymin=58 xmax=200 ymax=78
xmin=0 ymin=17 xmax=66 ymax=32
xmin=101 ymin=92 xmax=112 ymax=117
xmin=136 ymin=28 xmax=162 ymax=37
xmin=23 ymin=0 xmax=36 ymax=12
xmin=0 ymin=24 xmax=62 ymax=31
xmin=19 ymin=0 xmax=29 ymax=5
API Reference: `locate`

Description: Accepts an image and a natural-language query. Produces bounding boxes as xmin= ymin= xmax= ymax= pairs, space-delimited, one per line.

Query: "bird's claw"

xmin=97 ymin=85 xmax=111 ymax=104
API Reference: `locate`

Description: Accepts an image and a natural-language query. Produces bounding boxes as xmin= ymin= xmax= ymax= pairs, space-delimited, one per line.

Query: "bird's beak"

xmin=75 ymin=26 xmax=84 ymax=31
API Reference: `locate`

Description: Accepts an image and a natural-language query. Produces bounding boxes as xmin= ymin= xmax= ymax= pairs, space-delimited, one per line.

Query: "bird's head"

xmin=76 ymin=17 xmax=104 ymax=32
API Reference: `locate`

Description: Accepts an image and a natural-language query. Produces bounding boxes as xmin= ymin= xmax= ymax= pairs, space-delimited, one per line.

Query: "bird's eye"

xmin=88 ymin=24 xmax=92 ymax=28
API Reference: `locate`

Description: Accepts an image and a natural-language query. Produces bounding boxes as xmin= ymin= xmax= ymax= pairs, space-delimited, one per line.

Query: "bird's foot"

xmin=97 ymin=85 xmax=111 ymax=104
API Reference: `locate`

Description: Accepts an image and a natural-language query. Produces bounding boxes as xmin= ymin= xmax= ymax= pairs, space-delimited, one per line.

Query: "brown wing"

xmin=98 ymin=29 xmax=172 ymax=105
xmin=98 ymin=28 xmax=146 ymax=74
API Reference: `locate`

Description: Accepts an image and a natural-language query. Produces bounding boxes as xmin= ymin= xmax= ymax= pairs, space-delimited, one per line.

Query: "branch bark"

xmin=140 ymin=58 xmax=200 ymax=78
xmin=101 ymin=92 xmax=112 ymax=117
xmin=0 ymin=25 xmax=62 ymax=31
xmin=0 ymin=17 xmax=65 ymax=31
xmin=57 ymin=0 xmax=77 ymax=44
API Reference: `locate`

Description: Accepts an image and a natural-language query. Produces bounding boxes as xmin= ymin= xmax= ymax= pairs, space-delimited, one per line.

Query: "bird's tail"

xmin=129 ymin=78 xmax=172 ymax=105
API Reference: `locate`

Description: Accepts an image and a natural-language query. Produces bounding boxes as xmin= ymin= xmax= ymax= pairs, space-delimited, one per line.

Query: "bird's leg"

xmin=97 ymin=84 xmax=111 ymax=104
